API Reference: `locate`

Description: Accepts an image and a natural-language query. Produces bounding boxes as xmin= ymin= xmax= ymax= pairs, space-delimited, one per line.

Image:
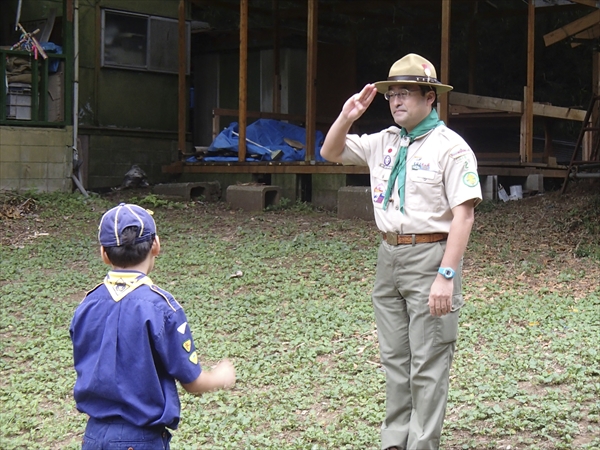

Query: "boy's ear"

xmin=151 ymin=235 xmax=161 ymax=257
xmin=100 ymin=246 xmax=112 ymax=265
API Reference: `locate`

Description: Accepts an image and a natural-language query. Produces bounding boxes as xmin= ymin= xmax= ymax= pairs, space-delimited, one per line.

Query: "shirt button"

xmin=395 ymin=206 xmax=399 ymax=210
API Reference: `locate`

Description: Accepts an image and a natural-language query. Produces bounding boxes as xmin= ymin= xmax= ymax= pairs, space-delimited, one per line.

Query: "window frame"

xmin=101 ymin=8 xmax=190 ymax=75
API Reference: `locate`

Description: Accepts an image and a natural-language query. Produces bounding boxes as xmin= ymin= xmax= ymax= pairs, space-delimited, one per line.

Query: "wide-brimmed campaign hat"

xmin=98 ymin=203 xmax=156 ymax=247
xmin=374 ymin=53 xmax=453 ymax=95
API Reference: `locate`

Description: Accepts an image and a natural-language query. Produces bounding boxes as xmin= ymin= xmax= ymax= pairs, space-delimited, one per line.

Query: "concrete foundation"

xmin=525 ymin=174 xmax=544 ymax=194
xmin=312 ymin=173 xmax=346 ymax=211
xmin=338 ymin=186 xmax=374 ymax=221
xmin=226 ymin=185 xmax=281 ymax=211
xmin=152 ymin=181 xmax=221 ymax=201
xmin=481 ymin=175 xmax=498 ymax=201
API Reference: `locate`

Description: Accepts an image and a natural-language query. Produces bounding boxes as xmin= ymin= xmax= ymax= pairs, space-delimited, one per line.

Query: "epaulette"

xmin=149 ymin=284 xmax=182 ymax=312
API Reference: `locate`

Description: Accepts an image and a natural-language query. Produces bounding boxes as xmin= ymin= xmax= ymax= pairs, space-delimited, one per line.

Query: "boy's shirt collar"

xmin=104 ymin=270 xmax=153 ymax=302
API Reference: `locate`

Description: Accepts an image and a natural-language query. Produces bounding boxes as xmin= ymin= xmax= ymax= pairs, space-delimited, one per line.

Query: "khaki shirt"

xmin=341 ymin=125 xmax=482 ymax=234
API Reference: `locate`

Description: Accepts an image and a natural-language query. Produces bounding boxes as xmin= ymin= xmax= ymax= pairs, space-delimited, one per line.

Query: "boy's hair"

xmin=103 ymin=226 xmax=154 ymax=267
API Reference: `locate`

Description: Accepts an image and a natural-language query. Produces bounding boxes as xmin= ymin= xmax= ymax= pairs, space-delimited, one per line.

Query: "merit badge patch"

xmin=383 ymin=154 xmax=392 ymax=167
xmin=373 ymin=184 xmax=385 ymax=204
xmin=189 ymin=351 xmax=198 ymax=364
xmin=177 ymin=322 xmax=188 ymax=334
xmin=463 ymin=172 xmax=479 ymax=187
xmin=182 ymin=339 xmax=192 ymax=352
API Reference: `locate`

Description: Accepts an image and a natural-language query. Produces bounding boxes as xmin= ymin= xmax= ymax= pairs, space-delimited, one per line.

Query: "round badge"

xmin=384 ymin=155 xmax=392 ymax=166
xmin=463 ymin=172 xmax=479 ymax=187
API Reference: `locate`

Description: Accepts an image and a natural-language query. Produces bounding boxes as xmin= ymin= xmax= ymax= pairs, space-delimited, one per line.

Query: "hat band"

xmin=388 ymin=75 xmax=442 ymax=85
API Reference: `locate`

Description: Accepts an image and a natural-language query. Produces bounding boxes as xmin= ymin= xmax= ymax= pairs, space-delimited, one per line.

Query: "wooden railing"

xmin=0 ymin=48 xmax=68 ymax=126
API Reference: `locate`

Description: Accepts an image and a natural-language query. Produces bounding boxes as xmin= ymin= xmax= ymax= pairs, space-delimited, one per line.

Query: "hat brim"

xmin=374 ymin=80 xmax=453 ymax=95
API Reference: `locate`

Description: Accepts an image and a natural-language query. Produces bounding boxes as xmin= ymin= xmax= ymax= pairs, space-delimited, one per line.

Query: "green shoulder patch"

xmin=463 ymin=172 xmax=479 ymax=187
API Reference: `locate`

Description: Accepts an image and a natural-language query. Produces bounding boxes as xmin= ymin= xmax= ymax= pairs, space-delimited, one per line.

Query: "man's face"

xmin=386 ymin=84 xmax=435 ymax=132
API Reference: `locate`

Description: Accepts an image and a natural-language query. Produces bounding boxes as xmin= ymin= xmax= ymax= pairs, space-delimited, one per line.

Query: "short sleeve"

xmin=443 ymin=146 xmax=483 ymax=209
xmin=155 ymin=308 xmax=202 ymax=384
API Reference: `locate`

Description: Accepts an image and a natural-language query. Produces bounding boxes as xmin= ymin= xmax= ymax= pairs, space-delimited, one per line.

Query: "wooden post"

xmin=584 ymin=50 xmax=599 ymax=161
xmin=178 ymin=0 xmax=186 ymax=155
xmin=439 ymin=0 xmax=451 ymax=124
xmin=272 ymin=0 xmax=281 ymax=114
xmin=305 ymin=0 xmax=318 ymax=161
xmin=468 ymin=1 xmax=478 ymax=95
xmin=238 ymin=0 xmax=248 ymax=161
xmin=520 ymin=0 xmax=535 ymax=163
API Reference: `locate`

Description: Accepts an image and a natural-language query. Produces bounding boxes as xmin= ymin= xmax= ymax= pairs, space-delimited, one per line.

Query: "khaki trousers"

xmin=372 ymin=240 xmax=463 ymax=450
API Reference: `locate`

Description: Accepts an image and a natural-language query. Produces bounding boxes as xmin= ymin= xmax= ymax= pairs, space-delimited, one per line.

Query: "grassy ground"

xmin=0 ymin=182 xmax=598 ymax=450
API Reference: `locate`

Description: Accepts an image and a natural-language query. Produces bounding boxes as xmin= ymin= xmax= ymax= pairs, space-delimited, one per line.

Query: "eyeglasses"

xmin=384 ymin=88 xmax=421 ymax=101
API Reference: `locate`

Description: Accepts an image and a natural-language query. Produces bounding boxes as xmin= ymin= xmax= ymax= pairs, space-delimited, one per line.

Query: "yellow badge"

xmin=189 ymin=351 xmax=198 ymax=364
xmin=182 ymin=339 xmax=192 ymax=352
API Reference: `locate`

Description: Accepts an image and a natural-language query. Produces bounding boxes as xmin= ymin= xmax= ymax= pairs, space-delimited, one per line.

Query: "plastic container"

xmin=509 ymin=185 xmax=523 ymax=200
xmin=6 ymin=83 xmax=32 ymax=120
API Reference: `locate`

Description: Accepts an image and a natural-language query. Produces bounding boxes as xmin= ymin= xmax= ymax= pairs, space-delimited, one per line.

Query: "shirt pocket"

xmin=371 ymin=167 xmax=391 ymax=210
xmin=406 ymin=169 xmax=444 ymax=212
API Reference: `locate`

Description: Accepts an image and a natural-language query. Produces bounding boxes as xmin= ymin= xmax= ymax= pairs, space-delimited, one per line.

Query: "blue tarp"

xmin=199 ymin=119 xmax=326 ymax=162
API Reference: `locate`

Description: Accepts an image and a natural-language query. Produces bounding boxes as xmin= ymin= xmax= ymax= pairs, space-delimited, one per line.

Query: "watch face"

xmin=439 ymin=267 xmax=454 ymax=279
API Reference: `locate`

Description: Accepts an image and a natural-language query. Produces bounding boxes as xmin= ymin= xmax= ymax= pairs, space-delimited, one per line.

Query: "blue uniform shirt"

xmin=70 ymin=270 xmax=202 ymax=430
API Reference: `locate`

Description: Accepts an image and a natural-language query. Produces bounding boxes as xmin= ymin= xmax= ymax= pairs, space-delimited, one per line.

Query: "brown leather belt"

xmin=382 ymin=232 xmax=448 ymax=246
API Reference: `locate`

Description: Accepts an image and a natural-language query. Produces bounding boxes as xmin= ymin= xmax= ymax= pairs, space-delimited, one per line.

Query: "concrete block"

xmin=21 ymin=146 xmax=48 ymax=163
xmin=525 ymin=174 xmax=544 ymax=193
xmin=481 ymin=175 xmax=498 ymax=201
xmin=226 ymin=185 xmax=281 ymax=211
xmin=152 ymin=181 xmax=221 ymax=201
xmin=338 ymin=186 xmax=374 ymax=221
xmin=0 ymin=145 xmax=21 ymax=162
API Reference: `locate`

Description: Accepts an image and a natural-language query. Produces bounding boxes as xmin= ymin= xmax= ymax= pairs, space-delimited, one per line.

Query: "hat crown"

xmin=388 ymin=53 xmax=437 ymax=79
xmin=98 ymin=203 xmax=156 ymax=247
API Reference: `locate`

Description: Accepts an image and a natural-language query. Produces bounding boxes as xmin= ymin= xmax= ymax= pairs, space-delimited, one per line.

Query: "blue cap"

xmin=98 ymin=203 xmax=156 ymax=247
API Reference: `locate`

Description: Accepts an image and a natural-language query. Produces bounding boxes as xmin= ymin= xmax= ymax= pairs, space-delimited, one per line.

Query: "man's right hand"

xmin=320 ymin=84 xmax=378 ymax=163
xmin=341 ymin=84 xmax=378 ymax=122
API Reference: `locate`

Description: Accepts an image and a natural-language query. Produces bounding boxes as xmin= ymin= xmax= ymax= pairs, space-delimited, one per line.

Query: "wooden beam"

xmin=449 ymin=92 xmax=523 ymax=113
xmin=574 ymin=23 xmax=600 ymax=39
xmin=567 ymin=0 xmax=598 ymax=7
xmin=449 ymin=92 xmax=586 ymax=120
xmin=543 ymin=9 xmax=600 ymax=46
xmin=178 ymin=0 xmax=186 ymax=155
xmin=238 ymin=0 xmax=248 ymax=161
xmin=532 ymin=102 xmax=587 ymax=121
xmin=163 ymin=162 xmax=370 ymax=175
xmin=305 ymin=0 xmax=318 ymax=161
xmin=439 ymin=0 xmax=451 ymax=123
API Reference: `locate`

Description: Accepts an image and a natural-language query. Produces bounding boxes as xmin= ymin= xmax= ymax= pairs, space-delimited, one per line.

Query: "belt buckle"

xmin=386 ymin=231 xmax=398 ymax=246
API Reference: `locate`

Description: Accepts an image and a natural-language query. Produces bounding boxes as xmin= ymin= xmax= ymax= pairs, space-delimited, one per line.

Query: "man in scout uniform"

xmin=321 ymin=53 xmax=482 ymax=450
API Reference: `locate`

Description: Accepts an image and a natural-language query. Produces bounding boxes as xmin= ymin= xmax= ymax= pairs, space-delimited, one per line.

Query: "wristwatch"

xmin=438 ymin=267 xmax=455 ymax=279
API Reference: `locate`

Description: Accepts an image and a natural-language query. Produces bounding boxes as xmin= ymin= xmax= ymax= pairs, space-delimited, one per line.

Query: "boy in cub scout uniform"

xmin=321 ymin=53 xmax=482 ymax=450
xmin=70 ymin=203 xmax=235 ymax=449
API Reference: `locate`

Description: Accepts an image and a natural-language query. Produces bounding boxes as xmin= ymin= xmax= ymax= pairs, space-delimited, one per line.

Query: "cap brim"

xmin=373 ymin=80 xmax=453 ymax=94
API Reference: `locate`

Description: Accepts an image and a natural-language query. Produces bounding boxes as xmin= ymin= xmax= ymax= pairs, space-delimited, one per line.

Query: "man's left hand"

xmin=428 ymin=277 xmax=454 ymax=317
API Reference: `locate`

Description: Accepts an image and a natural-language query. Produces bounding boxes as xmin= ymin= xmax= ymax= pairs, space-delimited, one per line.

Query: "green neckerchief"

xmin=382 ymin=109 xmax=445 ymax=213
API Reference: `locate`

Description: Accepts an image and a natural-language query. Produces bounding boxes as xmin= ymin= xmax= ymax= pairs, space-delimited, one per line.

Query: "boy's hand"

xmin=181 ymin=358 xmax=236 ymax=394
xmin=212 ymin=359 xmax=236 ymax=389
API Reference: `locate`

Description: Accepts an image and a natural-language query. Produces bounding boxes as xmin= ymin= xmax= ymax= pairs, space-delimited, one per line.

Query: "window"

xmin=101 ymin=9 xmax=190 ymax=74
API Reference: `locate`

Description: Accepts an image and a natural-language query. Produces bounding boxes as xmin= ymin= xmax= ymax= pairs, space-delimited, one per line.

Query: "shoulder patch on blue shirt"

xmin=150 ymin=285 xmax=181 ymax=312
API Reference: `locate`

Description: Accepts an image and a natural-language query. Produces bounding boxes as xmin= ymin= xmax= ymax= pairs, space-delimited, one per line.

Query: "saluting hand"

xmin=341 ymin=84 xmax=378 ymax=123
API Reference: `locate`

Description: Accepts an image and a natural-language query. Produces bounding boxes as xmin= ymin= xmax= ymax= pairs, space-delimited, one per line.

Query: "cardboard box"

xmin=48 ymin=62 xmax=64 ymax=122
